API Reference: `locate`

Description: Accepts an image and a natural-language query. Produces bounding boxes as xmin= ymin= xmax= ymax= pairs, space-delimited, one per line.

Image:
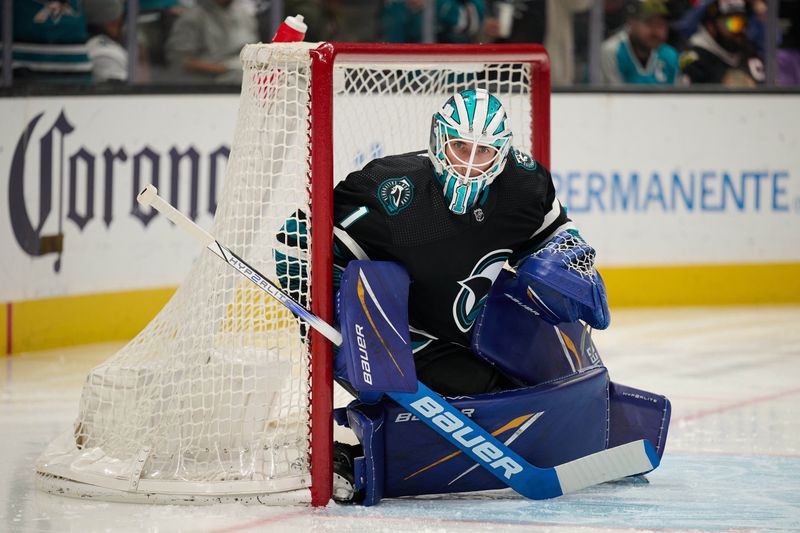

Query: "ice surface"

xmin=2 ymin=307 xmax=799 ymax=532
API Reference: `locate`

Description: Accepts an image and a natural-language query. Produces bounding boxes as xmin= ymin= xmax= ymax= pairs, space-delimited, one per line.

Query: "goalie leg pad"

xmin=472 ymin=269 xmax=603 ymax=386
xmin=336 ymin=261 xmax=418 ymax=402
xmin=335 ymin=403 xmax=387 ymax=506
xmin=609 ymin=382 xmax=671 ymax=460
xmin=342 ymin=366 xmax=611 ymax=503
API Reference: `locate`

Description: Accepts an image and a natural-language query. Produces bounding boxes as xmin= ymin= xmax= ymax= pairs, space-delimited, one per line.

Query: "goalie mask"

xmin=429 ymin=88 xmax=513 ymax=215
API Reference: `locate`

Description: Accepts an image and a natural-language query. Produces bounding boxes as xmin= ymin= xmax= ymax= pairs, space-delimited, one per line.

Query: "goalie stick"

xmin=136 ymin=185 xmax=342 ymax=345
xmin=136 ymin=184 xmax=660 ymax=500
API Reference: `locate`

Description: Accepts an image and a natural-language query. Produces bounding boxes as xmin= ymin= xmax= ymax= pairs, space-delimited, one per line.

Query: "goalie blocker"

xmin=335 ymin=261 xmax=670 ymax=505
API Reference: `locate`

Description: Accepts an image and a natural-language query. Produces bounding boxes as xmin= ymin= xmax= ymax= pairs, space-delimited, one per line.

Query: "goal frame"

xmin=308 ymin=42 xmax=551 ymax=506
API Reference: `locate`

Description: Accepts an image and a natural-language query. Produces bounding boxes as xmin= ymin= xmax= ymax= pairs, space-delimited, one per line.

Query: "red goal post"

xmin=307 ymin=43 xmax=550 ymax=506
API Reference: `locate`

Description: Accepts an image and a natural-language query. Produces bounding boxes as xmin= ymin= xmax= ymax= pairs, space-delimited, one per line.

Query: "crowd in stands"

xmin=600 ymin=0 xmax=768 ymax=86
xmin=1 ymin=0 xmax=798 ymax=87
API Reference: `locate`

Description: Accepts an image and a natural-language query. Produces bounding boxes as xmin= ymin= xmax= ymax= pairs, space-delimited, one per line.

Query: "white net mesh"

xmin=35 ymin=43 xmax=538 ymax=504
xmin=36 ymin=43 xmax=317 ymax=502
xmin=535 ymin=232 xmax=598 ymax=280
xmin=333 ymin=61 xmax=532 ymax=178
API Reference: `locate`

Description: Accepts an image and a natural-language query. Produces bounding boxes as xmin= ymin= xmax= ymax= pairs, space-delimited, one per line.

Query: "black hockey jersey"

xmin=333 ymin=149 xmax=569 ymax=346
xmin=680 ymin=46 xmax=764 ymax=86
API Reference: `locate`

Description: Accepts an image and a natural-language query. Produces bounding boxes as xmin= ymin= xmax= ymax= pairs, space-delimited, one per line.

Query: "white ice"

xmin=2 ymin=306 xmax=799 ymax=532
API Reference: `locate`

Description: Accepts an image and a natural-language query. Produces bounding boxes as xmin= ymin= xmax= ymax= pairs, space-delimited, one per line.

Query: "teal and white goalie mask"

xmin=428 ymin=88 xmax=513 ymax=215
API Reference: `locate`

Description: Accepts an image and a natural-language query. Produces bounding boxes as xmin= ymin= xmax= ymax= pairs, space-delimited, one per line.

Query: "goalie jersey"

xmin=333 ymin=149 xmax=569 ymax=345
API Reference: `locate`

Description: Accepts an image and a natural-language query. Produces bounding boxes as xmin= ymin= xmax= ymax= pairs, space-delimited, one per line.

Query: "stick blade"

xmin=554 ymin=439 xmax=659 ymax=495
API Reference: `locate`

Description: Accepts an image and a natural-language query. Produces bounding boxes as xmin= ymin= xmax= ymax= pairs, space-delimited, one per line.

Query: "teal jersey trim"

xmin=411 ymin=339 xmax=433 ymax=353
xmin=340 ymin=206 xmax=369 ymax=229
xmin=13 ymin=50 xmax=91 ymax=64
xmin=478 ymin=185 xmax=491 ymax=206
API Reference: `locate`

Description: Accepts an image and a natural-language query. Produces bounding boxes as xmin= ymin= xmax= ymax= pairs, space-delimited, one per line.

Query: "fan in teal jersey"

xmin=600 ymin=0 xmax=679 ymax=86
xmin=1 ymin=0 xmax=92 ymax=83
xmin=428 ymin=88 xmax=513 ymax=215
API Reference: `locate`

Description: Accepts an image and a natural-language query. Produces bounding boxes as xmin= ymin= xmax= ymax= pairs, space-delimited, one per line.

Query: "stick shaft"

xmin=136 ymin=184 xmax=342 ymax=345
xmin=140 ymin=185 xmax=215 ymax=247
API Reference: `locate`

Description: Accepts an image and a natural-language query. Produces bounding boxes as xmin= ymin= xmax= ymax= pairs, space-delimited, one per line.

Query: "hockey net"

xmin=35 ymin=42 xmax=549 ymax=506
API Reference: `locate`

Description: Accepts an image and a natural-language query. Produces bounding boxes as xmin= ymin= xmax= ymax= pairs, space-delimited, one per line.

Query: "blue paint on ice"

xmin=329 ymin=453 xmax=800 ymax=532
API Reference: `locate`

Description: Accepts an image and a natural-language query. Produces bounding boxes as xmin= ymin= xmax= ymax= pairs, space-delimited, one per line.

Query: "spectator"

xmin=679 ymin=0 xmax=765 ymax=86
xmin=601 ymin=0 xmax=679 ymax=85
xmin=165 ymin=0 xmax=258 ymax=84
xmin=606 ymin=0 xmax=693 ymax=47
xmin=85 ymin=0 xmax=128 ymax=83
xmin=481 ymin=0 xmax=591 ymax=85
xmin=382 ymin=0 xmax=486 ymax=44
xmin=1 ymin=0 xmax=92 ymax=84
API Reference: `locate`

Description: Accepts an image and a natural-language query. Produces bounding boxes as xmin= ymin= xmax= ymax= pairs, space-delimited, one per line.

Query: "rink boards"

xmin=0 ymin=92 xmax=798 ymax=352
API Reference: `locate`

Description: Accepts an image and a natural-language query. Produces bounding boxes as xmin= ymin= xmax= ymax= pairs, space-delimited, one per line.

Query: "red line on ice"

xmin=207 ymin=500 xmax=763 ymax=532
xmin=674 ymin=386 xmax=800 ymax=423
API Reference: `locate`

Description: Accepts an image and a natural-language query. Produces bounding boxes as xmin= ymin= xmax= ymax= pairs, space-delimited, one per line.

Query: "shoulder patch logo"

xmin=511 ymin=148 xmax=537 ymax=172
xmin=377 ymin=176 xmax=415 ymax=216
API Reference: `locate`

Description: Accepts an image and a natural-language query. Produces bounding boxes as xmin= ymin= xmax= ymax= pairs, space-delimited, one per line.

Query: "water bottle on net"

xmin=253 ymin=15 xmax=308 ymax=105
xmin=272 ymin=14 xmax=308 ymax=43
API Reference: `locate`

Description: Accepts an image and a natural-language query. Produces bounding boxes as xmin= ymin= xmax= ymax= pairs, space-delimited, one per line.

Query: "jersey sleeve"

xmin=509 ymin=163 xmax=573 ymax=264
xmin=333 ymin=170 xmax=391 ymax=267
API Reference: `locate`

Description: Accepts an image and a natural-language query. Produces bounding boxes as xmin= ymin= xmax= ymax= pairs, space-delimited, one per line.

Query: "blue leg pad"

xmin=343 ymin=402 xmax=386 ymax=506
xmin=343 ymin=366 xmax=611 ymax=502
xmin=609 ymin=382 xmax=672 ymax=459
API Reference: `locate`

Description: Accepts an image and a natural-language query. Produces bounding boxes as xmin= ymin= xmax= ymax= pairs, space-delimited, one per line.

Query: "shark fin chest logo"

xmin=453 ymin=249 xmax=511 ymax=332
xmin=377 ymin=176 xmax=414 ymax=216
